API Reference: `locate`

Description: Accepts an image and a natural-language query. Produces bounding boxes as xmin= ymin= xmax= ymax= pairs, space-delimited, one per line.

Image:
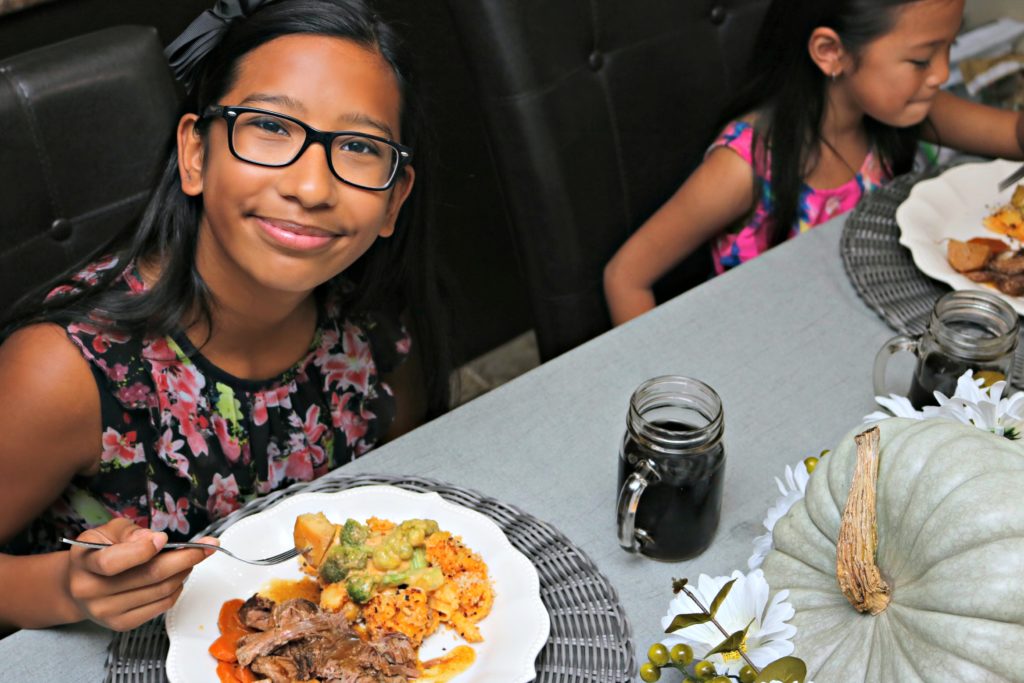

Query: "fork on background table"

xmin=61 ymin=537 xmax=306 ymax=566
xmin=997 ymin=162 xmax=1024 ymax=193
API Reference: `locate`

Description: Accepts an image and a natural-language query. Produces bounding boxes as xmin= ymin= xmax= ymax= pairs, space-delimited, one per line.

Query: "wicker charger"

xmin=840 ymin=167 xmax=1024 ymax=387
xmin=104 ymin=473 xmax=636 ymax=683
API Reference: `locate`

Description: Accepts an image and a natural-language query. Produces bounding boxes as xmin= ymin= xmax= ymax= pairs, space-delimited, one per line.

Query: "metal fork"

xmin=61 ymin=537 xmax=305 ymax=566
xmin=997 ymin=162 xmax=1024 ymax=193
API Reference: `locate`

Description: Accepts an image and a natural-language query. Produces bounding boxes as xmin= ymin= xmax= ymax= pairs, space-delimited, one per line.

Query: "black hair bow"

xmin=165 ymin=0 xmax=276 ymax=92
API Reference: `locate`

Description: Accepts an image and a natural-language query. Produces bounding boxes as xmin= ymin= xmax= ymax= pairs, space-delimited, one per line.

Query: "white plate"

xmin=165 ymin=485 xmax=550 ymax=683
xmin=896 ymin=158 xmax=1024 ymax=315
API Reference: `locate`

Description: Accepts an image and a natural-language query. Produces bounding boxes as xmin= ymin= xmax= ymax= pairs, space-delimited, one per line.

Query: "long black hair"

xmin=2 ymin=0 xmax=451 ymax=416
xmin=721 ymin=0 xmax=932 ymax=246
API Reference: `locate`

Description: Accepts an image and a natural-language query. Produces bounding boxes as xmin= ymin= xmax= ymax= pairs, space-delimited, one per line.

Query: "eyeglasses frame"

xmin=201 ymin=105 xmax=413 ymax=191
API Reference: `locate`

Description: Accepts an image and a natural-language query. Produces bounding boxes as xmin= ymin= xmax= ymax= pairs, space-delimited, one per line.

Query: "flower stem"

xmin=679 ymin=585 xmax=760 ymax=674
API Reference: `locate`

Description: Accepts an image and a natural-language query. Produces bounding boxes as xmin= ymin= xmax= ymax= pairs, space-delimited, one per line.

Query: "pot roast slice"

xmin=249 ymin=654 xmax=300 ymax=683
xmin=238 ymin=594 xmax=276 ymax=631
xmin=236 ymin=604 xmax=352 ymax=666
xmin=234 ymin=596 xmax=419 ymax=682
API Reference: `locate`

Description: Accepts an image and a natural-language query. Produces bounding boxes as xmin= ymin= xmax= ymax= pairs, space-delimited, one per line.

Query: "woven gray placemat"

xmin=841 ymin=168 xmax=1024 ymax=387
xmin=104 ymin=473 xmax=636 ymax=683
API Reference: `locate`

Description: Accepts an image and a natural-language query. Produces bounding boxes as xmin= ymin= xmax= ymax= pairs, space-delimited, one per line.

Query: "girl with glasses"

xmin=0 ymin=0 xmax=449 ymax=632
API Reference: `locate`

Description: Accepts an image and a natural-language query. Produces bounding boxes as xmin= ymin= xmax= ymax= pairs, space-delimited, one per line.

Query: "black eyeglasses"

xmin=201 ymin=105 xmax=412 ymax=191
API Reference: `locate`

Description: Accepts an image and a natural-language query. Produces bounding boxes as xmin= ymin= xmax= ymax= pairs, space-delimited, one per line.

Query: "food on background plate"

xmin=209 ymin=512 xmax=494 ymax=683
xmin=945 ymin=185 xmax=1024 ymax=295
xmin=983 ymin=184 xmax=1024 ymax=240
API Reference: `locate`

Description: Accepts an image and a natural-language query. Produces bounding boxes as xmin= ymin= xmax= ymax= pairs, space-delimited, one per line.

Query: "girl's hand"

xmin=66 ymin=518 xmax=217 ymax=631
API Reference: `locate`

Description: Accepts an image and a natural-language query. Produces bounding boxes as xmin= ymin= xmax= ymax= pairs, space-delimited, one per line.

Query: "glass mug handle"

xmin=616 ymin=458 xmax=661 ymax=552
xmin=873 ymin=334 xmax=918 ymax=396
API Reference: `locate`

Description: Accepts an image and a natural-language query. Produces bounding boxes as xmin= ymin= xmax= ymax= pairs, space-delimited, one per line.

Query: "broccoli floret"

xmin=319 ymin=559 xmax=347 ymax=584
xmin=376 ymin=566 xmax=444 ymax=592
xmin=341 ymin=518 xmax=369 ymax=545
xmin=318 ymin=544 xmax=368 ymax=584
xmin=410 ymin=547 xmax=427 ymax=570
xmin=346 ymin=573 xmax=376 ymax=603
xmin=408 ymin=567 xmax=444 ymax=592
xmin=379 ymin=570 xmax=410 ymax=587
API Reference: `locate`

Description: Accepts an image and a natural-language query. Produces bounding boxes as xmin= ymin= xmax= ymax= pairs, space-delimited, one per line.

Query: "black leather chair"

xmin=0 ymin=25 xmax=178 ymax=315
xmin=446 ymin=0 xmax=771 ymax=360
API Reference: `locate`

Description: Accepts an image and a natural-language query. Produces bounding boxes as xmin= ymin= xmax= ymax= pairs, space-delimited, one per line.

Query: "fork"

xmin=997 ymin=162 xmax=1024 ymax=193
xmin=61 ymin=537 xmax=305 ymax=565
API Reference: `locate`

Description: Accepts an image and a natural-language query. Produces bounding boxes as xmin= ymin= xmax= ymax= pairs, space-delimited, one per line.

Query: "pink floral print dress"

xmin=8 ymin=257 xmax=410 ymax=553
xmin=708 ymin=120 xmax=890 ymax=274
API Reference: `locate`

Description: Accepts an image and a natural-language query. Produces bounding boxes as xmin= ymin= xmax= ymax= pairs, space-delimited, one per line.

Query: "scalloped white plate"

xmin=896 ymin=158 xmax=1024 ymax=315
xmin=165 ymin=485 xmax=549 ymax=683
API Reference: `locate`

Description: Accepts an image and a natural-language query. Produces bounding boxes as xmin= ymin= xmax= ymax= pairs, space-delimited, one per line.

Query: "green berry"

xmin=707 ymin=677 xmax=731 ymax=683
xmin=670 ymin=642 xmax=694 ymax=665
xmin=639 ymin=661 xmax=661 ymax=682
xmin=693 ymin=660 xmax=716 ymax=679
xmin=803 ymin=455 xmax=819 ymax=473
xmin=647 ymin=643 xmax=669 ymax=667
xmin=738 ymin=664 xmax=757 ymax=683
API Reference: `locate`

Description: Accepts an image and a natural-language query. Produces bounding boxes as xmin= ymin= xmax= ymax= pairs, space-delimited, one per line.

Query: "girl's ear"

xmin=379 ymin=165 xmax=415 ymax=239
xmin=177 ymin=113 xmax=204 ymax=196
xmin=808 ymin=27 xmax=847 ymax=79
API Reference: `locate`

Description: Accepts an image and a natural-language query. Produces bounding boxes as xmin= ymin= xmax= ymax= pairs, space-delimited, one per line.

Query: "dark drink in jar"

xmin=875 ymin=291 xmax=1019 ymax=409
xmin=616 ymin=378 xmax=725 ymax=562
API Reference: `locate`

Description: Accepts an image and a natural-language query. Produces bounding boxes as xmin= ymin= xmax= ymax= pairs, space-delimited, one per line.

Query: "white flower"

xmin=863 ymin=393 xmax=924 ymax=422
xmin=748 ymin=459 xmax=811 ymax=570
xmin=661 ymin=569 xmax=797 ymax=676
xmin=865 ymin=369 xmax=1024 ymax=439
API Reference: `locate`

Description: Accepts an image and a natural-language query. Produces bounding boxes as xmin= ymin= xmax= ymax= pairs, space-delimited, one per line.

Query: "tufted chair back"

xmin=0 ymin=26 xmax=178 ymax=316
xmin=446 ymin=0 xmax=770 ymax=360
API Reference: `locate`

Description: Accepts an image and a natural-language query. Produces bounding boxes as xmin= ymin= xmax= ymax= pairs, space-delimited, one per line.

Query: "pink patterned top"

xmin=7 ymin=256 xmax=410 ymax=554
xmin=708 ymin=120 xmax=890 ymax=274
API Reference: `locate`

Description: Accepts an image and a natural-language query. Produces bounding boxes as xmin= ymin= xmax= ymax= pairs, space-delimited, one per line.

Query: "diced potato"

xmin=984 ymin=206 xmax=1024 ymax=239
xmin=1012 ymin=184 xmax=1024 ymax=211
xmin=320 ymin=581 xmax=352 ymax=613
xmin=947 ymin=238 xmax=991 ymax=272
xmin=293 ymin=512 xmax=339 ymax=568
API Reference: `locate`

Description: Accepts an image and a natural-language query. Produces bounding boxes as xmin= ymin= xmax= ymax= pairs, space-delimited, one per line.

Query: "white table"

xmin=0 ymin=212 xmax=902 ymax=681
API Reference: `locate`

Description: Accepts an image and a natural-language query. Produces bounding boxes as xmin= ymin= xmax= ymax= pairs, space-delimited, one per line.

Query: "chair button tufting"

xmin=588 ymin=50 xmax=604 ymax=71
xmin=710 ymin=5 xmax=727 ymax=25
xmin=49 ymin=217 xmax=73 ymax=241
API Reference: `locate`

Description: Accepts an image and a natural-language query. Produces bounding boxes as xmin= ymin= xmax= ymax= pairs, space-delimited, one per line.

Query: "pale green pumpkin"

xmin=761 ymin=418 xmax=1024 ymax=682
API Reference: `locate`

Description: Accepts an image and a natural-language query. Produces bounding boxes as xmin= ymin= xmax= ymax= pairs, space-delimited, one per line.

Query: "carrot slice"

xmin=209 ymin=632 xmax=240 ymax=663
xmin=217 ymin=598 xmax=246 ymax=633
xmin=215 ymin=659 xmax=241 ymax=683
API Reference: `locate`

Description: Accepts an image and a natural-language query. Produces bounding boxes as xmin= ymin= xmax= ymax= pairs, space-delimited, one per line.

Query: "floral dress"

xmin=708 ymin=120 xmax=890 ymax=274
xmin=7 ymin=257 xmax=410 ymax=553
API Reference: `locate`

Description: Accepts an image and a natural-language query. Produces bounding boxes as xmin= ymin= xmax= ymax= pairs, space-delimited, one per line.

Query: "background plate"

xmin=895 ymin=158 xmax=1024 ymax=314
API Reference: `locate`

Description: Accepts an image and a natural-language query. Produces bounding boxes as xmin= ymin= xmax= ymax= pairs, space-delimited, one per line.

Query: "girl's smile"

xmin=254 ymin=215 xmax=344 ymax=252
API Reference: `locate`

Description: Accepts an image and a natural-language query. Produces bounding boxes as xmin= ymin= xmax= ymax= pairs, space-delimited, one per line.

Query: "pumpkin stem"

xmin=835 ymin=426 xmax=891 ymax=615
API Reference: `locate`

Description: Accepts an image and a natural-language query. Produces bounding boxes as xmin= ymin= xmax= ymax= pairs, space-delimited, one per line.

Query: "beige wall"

xmin=964 ymin=0 xmax=1024 ymax=28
